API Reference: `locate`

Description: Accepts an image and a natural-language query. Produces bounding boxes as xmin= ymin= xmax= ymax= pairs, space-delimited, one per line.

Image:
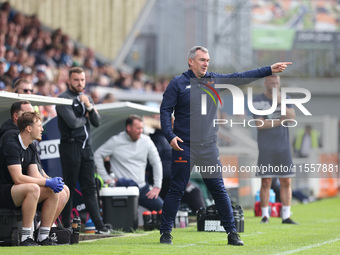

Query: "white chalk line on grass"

xmin=241 ymin=232 xmax=265 ymax=237
xmin=274 ymin=238 xmax=340 ymax=255
xmin=176 ymin=232 xmax=266 ymax=247
xmin=176 ymin=244 xmax=198 ymax=247
xmin=81 ymin=232 xmax=153 ymax=242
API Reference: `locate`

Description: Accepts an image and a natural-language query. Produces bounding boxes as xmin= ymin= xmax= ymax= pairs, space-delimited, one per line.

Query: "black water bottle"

xmin=151 ymin=210 xmax=158 ymax=227
xmin=240 ymin=211 xmax=244 ymax=233
xmin=233 ymin=210 xmax=240 ymax=233
xmin=70 ymin=217 xmax=81 ymax=244
xmin=143 ymin=211 xmax=152 ymax=231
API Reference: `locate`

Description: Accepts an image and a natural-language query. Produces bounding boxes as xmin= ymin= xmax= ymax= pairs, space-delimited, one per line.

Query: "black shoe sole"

xmin=228 ymin=242 xmax=244 ymax=246
xmin=160 ymin=241 xmax=173 ymax=244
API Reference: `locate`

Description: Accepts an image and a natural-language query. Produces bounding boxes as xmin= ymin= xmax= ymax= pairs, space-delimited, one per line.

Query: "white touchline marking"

xmin=274 ymin=238 xmax=340 ymax=255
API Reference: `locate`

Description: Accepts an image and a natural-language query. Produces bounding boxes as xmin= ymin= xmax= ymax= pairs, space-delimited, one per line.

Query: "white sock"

xmin=261 ymin=207 xmax=269 ymax=218
xmin=37 ymin=227 xmax=50 ymax=242
xmin=282 ymin=206 xmax=291 ymax=220
xmin=21 ymin=227 xmax=32 ymax=242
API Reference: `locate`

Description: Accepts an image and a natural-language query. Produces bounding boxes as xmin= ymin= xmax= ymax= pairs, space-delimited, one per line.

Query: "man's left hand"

xmin=146 ymin=187 xmax=161 ymax=199
xmin=271 ymin=62 xmax=292 ymax=73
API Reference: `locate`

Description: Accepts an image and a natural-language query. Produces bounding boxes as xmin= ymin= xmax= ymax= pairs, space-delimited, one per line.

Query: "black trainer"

xmin=20 ymin=237 xmax=39 ymax=246
xmin=228 ymin=231 xmax=244 ymax=246
xmin=260 ymin=216 xmax=269 ymax=224
xmin=282 ymin=218 xmax=298 ymax=224
xmin=38 ymin=237 xmax=58 ymax=246
xmin=160 ymin=231 xmax=173 ymax=244
xmin=96 ymin=226 xmax=112 ymax=235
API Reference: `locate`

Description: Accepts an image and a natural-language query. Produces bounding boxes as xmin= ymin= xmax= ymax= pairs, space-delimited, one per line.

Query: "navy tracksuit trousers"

xmin=160 ymin=142 xmax=236 ymax=233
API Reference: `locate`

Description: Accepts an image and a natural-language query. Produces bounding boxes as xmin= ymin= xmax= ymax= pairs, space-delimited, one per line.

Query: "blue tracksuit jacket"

xmin=160 ymin=67 xmax=272 ymax=145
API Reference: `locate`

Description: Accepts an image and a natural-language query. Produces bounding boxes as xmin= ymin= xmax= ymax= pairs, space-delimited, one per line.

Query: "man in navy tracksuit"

xmin=159 ymin=46 xmax=291 ymax=245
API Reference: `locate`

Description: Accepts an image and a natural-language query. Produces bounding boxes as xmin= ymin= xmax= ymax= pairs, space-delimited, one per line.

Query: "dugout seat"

xmin=0 ymin=208 xmax=22 ymax=246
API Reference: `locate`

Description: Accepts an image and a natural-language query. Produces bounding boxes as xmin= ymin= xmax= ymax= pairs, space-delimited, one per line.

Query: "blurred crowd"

xmin=0 ymin=1 xmax=169 ymax=101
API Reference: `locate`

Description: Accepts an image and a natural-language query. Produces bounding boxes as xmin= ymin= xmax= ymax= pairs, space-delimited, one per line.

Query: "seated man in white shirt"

xmin=94 ymin=115 xmax=163 ymax=211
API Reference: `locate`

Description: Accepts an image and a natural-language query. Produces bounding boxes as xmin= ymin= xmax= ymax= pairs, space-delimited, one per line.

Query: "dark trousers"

xmin=59 ymin=141 xmax=104 ymax=229
xmin=160 ymin=179 xmax=205 ymax=213
xmin=160 ymin=142 xmax=236 ymax=233
xmin=139 ymin=184 xmax=163 ymax=211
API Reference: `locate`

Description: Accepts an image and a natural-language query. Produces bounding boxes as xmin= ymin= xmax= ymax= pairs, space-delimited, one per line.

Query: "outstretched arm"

xmin=271 ymin=62 xmax=292 ymax=73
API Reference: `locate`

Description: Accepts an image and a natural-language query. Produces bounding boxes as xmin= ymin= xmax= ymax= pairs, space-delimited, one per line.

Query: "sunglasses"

xmin=23 ymin=89 xmax=33 ymax=93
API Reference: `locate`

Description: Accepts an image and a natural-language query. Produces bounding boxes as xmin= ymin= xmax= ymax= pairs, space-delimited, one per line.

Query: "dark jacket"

xmin=160 ymin=67 xmax=272 ymax=145
xmin=0 ymin=118 xmax=18 ymax=144
xmin=56 ymin=87 xmax=100 ymax=149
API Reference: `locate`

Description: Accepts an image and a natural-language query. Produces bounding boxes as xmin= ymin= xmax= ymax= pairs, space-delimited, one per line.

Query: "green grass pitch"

xmin=1 ymin=196 xmax=340 ymax=254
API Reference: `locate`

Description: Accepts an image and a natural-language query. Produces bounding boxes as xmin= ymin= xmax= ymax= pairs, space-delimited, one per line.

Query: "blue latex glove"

xmin=55 ymin=177 xmax=64 ymax=184
xmin=45 ymin=177 xmax=64 ymax=193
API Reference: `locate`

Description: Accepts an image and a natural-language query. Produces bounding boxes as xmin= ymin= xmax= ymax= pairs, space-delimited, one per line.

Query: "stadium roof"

xmin=0 ymin=91 xmax=72 ymax=124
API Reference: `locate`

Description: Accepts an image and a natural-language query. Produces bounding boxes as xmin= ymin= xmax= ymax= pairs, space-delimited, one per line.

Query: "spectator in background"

xmin=0 ymin=1 xmax=173 ymax=99
xmin=35 ymin=44 xmax=57 ymax=68
xmin=19 ymin=66 xmax=34 ymax=83
xmin=51 ymin=28 xmax=63 ymax=48
xmin=35 ymin=64 xmax=47 ymax=81
xmin=99 ymin=64 xmax=118 ymax=85
xmin=25 ymin=53 xmax=36 ymax=67
xmin=131 ymin=68 xmax=144 ymax=91
xmin=54 ymin=66 xmax=68 ymax=93
xmin=28 ymin=37 xmax=44 ymax=58
xmin=0 ymin=74 xmax=11 ymax=91
xmin=0 ymin=2 xmax=15 ymax=22
xmin=100 ymin=93 xmax=115 ymax=104
xmin=35 ymin=79 xmax=52 ymax=96
xmin=12 ymin=12 xmax=25 ymax=33
xmin=114 ymin=73 xmax=132 ymax=90
xmin=12 ymin=78 xmax=44 ymax=130
xmin=0 ymin=34 xmax=5 ymax=47
xmin=0 ymin=44 xmax=7 ymax=59
xmin=60 ymin=41 xmax=74 ymax=67
xmin=3 ymin=62 xmax=18 ymax=80
xmin=90 ymin=89 xmax=101 ymax=105
xmin=85 ymin=47 xmax=98 ymax=69
xmin=0 ymin=57 xmax=7 ymax=76
xmin=293 ymin=125 xmax=321 ymax=158
xmin=20 ymin=26 xmax=37 ymax=50
xmin=94 ymin=115 xmax=163 ymax=211
xmin=5 ymin=34 xmax=18 ymax=49
xmin=5 ymin=47 xmax=16 ymax=64
xmin=35 ymin=79 xmax=57 ymax=121
xmin=144 ymin=81 xmax=154 ymax=93
xmin=72 ymin=47 xmax=85 ymax=67
xmin=15 ymin=48 xmax=29 ymax=72
xmin=14 ymin=78 xmax=34 ymax=94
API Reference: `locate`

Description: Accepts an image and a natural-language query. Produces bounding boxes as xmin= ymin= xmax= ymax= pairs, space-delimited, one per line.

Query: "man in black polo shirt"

xmin=0 ymin=111 xmax=64 ymax=246
xmin=0 ymin=100 xmax=70 ymax=227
